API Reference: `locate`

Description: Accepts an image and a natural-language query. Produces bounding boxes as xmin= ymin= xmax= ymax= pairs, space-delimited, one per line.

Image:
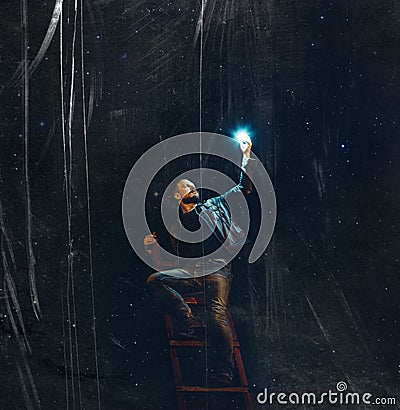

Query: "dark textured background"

xmin=0 ymin=1 xmax=399 ymax=409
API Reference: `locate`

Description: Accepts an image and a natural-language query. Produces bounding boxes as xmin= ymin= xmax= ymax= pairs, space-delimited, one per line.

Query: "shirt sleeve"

xmin=220 ymin=155 xmax=258 ymax=200
xmin=239 ymin=156 xmax=257 ymax=194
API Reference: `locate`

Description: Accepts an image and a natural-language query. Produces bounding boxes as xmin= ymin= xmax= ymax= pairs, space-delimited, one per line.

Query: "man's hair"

xmin=163 ymin=181 xmax=179 ymax=208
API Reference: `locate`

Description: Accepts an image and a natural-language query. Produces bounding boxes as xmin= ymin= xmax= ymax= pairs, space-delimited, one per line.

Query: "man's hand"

xmin=144 ymin=232 xmax=157 ymax=253
xmin=239 ymin=134 xmax=252 ymax=158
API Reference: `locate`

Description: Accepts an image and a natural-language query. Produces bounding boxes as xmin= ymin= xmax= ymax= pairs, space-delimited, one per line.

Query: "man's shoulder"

xmin=196 ymin=196 xmax=227 ymax=212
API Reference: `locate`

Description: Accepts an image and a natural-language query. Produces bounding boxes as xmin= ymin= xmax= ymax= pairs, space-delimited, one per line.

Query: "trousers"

xmin=146 ymin=268 xmax=234 ymax=379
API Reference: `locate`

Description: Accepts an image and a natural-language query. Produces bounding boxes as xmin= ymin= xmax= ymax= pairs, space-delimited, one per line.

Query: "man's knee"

xmin=146 ymin=272 xmax=162 ymax=291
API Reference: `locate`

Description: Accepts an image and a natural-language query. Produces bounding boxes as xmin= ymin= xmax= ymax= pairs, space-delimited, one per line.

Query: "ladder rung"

xmin=177 ymin=386 xmax=249 ymax=393
xmin=170 ymin=340 xmax=240 ymax=347
xmin=183 ymin=297 xmax=205 ymax=305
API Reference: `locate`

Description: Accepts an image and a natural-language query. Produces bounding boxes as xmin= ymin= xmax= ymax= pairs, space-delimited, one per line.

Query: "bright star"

xmin=234 ymin=129 xmax=251 ymax=143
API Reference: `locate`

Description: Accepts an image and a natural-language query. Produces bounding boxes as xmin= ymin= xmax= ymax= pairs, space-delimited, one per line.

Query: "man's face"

xmin=174 ymin=179 xmax=199 ymax=203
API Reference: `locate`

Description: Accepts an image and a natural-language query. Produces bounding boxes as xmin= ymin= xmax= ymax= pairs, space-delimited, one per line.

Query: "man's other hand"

xmin=144 ymin=232 xmax=157 ymax=253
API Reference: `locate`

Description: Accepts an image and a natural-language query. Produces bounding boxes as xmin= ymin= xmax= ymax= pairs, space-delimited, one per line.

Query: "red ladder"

xmin=164 ymin=296 xmax=254 ymax=410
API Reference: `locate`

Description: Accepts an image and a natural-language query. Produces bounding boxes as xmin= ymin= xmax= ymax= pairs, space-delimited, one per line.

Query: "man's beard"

xmin=182 ymin=193 xmax=199 ymax=204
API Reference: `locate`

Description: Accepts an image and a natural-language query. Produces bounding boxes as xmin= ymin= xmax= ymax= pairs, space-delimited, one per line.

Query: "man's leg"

xmin=146 ymin=270 xmax=202 ymax=329
xmin=204 ymin=273 xmax=234 ymax=384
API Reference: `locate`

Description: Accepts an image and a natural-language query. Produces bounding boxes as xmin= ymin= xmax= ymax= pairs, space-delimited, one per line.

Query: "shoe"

xmin=175 ymin=329 xmax=201 ymax=340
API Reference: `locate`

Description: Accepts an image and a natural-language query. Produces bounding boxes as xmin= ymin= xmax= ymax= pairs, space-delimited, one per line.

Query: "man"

xmin=144 ymin=134 xmax=255 ymax=386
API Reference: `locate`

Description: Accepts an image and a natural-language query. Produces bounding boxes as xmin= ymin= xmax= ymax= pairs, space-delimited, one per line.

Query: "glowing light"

xmin=234 ymin=129 xmax=251 ymax=143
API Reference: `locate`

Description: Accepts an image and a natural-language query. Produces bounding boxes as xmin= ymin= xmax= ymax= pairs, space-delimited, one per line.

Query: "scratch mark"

xmin=59 ymin=7 xmax=70 ymax=407
xmin=28 ymin=0 xmax=63 ymax=76
xmin=305 ymin=294 xmax=330 ymax=344
xmin=16 ymin=362 xmax=34 ymax=410
xmin=80 ymin=0 xmax=101 ymax=406
xmin=10 ymin=0 xmax=63 ymax=90
xmin=35 ymin=121 xmax=56 ymax=168
xmin=21 ymin=0 xmax=42 ymax=323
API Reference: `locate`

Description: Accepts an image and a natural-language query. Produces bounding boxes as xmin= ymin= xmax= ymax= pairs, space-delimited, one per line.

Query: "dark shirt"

xmin=175 ymin=206 xmax=222 ymax=259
